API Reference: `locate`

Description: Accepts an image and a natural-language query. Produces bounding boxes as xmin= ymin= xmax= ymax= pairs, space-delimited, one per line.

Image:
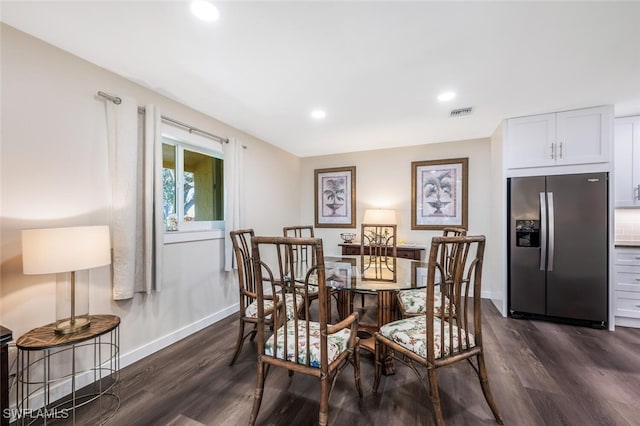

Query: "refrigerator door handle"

xmin=547 ymin=192 xmax=555 ymax=272
xmin=540 ymin=192 xmax=547 ymax=271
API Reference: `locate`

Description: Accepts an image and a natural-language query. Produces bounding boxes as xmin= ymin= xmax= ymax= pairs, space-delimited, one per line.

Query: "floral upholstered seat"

xmin=379 ymin=316 xmax=474 ymax=359
xmin=397 ymin=288 xmax=453 ymax=317
xmin=293 ymin=283 xmax=319 ymax=295
xmin=245 ymin=293 xmax=303 ymax=320
xmin=265 ymin=320 xmax=352 ymax=367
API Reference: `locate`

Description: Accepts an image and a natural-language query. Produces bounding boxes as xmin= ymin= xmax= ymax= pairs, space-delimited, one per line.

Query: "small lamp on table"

xmin=21 ymin=225 xmax=111 ymax=335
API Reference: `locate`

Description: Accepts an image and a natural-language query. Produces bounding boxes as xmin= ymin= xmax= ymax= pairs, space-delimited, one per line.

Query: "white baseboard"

xmin=480 ymin=291 xmax=493 ymax=300
xmin=120 ymin=303 xmax=239 ymax=369
xmin=8 ymin=304 xmax=240 ymax=419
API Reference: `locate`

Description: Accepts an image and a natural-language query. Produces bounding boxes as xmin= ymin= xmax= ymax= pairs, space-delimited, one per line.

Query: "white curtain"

xmin=143 ymin=104 xmax=164 ymax=293
xmin=106 ymin=99 xmax=163 ymax=299
xmin=224 ymin=137 xmax=243 ymax=271
xmin=106 ymin=97 xmax=138 ymax=299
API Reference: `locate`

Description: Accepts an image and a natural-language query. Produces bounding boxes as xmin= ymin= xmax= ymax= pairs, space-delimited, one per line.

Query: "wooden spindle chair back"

xmin=360 ymin=223 xmax=397 ymax=282
xmin=228 ymin=229 xmax=259 ymax=365
xmin=283 ymin=225 xmax=315 ymax=264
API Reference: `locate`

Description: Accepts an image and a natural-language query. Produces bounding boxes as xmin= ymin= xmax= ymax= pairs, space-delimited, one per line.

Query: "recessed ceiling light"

xmin=191 ymin=0 xmax=219 ymax=22
xmin=311 ymin=110 xmax=326 ymax=120
xmin=437 ymin=91 xmax=456 ymax=102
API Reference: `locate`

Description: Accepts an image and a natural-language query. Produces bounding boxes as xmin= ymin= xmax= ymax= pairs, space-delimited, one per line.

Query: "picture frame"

xmin=314 ymin=166 xmax=356 ymax=228
xmin=325 ymin=259 xmax=356 ymax=289
xmin=411 ymin=158 xmax=468 ymax=230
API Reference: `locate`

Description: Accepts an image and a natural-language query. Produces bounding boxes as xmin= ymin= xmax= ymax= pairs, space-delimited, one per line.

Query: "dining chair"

xmin=283 ymin=225 xmax=315 ymax=263
xmin=396 ymin=227 xmax=467 ymax=318
xmin=249 ymin=236 xmax=362 ymax=426
xmin=228 ymin=229 xmax=303 ymax=366
xmin=360 ymin=223 xmax=397 ymax=263
xmin=373 ymin=235 xmax=503 ymax=426
xmin=283 ymin=225 xmax=324 ymax=317
xmin=357 ymin=223 xmax=398 ymax=310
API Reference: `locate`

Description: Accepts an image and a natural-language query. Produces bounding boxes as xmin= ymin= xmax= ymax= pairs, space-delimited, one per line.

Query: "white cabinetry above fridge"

xmin=506 ymin=105 xmax=612 ymax=171
xmin=614 ymin=116 xmax=640 ymax=207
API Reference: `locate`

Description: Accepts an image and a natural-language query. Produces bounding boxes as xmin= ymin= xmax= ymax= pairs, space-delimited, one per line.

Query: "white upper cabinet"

xmin=614 ymin=116 xmax=640 ymax=207
xmin=506 ymin=113 xmax=556 ymax=168
xmin=507 ymin=106 xmax=612 ymax=170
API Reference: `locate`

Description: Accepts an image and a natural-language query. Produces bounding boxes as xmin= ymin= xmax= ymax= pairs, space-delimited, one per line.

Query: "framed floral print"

xmin=314 ymin=166 xmax=356 ymax=228
xmin=411 ymin=158 xmax=468 ymax=230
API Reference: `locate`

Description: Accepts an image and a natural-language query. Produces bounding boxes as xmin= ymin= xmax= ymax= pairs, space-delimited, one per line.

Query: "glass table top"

xmin=298 ymin=255 xmax=431 ymax=292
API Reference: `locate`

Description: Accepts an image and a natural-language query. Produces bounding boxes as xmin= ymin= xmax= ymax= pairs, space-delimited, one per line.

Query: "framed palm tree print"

xmin=411 ymin=158 xmax=468 ymax=230
xmin=314 ymin=166 xmax=356 ymax=228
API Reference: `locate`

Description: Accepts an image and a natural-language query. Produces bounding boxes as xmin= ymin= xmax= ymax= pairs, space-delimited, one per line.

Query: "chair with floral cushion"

xmin=396 ymin=227 xmax=467 ymax=318
xmin=283 ymin=225 xmax=315 ymax=263
xmin=249 ymin=236 xmax=362 ymax=426
xmin=374 ymin=235 xmax=503 ymax=426
xmin=355 ymin=223 xmax=398 ymax=311
xmin=228 ymin=229 xmax=303 ymax=366
xmin=283 ymin=226 xmax=320 ymax=311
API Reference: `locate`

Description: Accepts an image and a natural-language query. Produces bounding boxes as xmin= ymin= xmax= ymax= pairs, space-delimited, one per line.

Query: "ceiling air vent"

xmin=450 ymin=107 xmax=473 ymax=117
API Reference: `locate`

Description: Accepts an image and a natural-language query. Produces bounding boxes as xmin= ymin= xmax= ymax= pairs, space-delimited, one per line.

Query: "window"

xmin=162 ymin=131 xmax=224 ymax=233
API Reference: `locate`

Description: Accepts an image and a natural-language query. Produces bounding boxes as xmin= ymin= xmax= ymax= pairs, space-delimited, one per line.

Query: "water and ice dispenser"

xmin=515 ymin=220 xmax=540 ymax=247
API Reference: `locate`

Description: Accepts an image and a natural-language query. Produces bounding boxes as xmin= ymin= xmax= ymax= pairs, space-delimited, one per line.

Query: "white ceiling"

xmin=2 ymin=1 xmax=640 ymax=157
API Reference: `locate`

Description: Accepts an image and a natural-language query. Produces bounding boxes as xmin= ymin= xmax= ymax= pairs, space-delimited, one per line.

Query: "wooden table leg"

xmin=340 ymin=289 xmax=398 ymax=376
xmin=337 ymin=289 xmax=352 ymax=321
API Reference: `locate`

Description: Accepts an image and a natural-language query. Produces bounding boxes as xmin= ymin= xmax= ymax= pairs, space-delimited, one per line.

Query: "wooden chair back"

xmin=360 ymin=223 xmax=397 ymax=258
xmin=442 ymin=227 xmax=467 ymax=237
xmin=283 ymin=225 xmax=315 ymax=263
xmin=426 ymin=235 xmax=486 ymax=365
xmin=360 ymin=223 xmax=397 ymax=281
xmin=440 ymin=227 xmax=467 ymax=285
xmin=230 ymin=229 xmax=257 ymax=316
xmin=252 ymin=236 xmax=330 ymax=362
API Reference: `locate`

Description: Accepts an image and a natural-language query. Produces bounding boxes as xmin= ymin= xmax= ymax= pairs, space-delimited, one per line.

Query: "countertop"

xmin=0 ymin=326 xmax=12 ymax=345
xmin=615 ymin=241 xmax=640 ymax=248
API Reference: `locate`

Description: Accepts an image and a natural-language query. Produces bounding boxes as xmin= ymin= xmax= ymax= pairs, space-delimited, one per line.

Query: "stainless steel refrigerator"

xmin=508 ymin=172 xmax=608 ymax=327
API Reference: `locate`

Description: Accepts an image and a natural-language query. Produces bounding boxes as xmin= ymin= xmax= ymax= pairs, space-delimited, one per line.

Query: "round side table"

xmin=16 ymin=315 xmax=120 ymax=425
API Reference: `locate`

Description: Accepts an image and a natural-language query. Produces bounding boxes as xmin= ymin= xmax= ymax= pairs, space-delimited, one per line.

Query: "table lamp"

xmin=362 ymin=209 xmax=397 ymax=245
xmin=363 ymin=209 xmax=396 ymax=225
xmin=22 ymin=226 xmax=111 ymax=335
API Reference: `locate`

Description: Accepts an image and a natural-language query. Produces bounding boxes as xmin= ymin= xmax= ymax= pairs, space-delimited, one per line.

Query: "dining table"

xmin=296 ymin=254 xmax=430 ymax=375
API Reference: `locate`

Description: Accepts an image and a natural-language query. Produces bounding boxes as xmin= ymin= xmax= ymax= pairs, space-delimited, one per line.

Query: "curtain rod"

xmin=98 ymin=91 xmax=230 ymax=144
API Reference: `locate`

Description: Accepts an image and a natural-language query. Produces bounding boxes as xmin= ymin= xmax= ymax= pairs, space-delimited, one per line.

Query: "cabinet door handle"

xmin=635 ymin=184 xmax=640 ymax=201
xmin=550 ymin=143 xmax=556 ymax=159
xmin=558 ymin=142 xmax=563 ymax=159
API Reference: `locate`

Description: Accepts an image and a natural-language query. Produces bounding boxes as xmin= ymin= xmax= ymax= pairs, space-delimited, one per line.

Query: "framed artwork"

xmin=314 ymin=166 xmax=356 ymax=228
xmin=411 ymin=158 xmax=468 ymax=230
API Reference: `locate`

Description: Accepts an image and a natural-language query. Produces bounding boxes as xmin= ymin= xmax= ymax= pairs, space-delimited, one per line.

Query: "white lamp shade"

xmin=22 ymin=226 xmax=111 ymax=274
xmin=363 ymin=209 xmax=396 ymax=225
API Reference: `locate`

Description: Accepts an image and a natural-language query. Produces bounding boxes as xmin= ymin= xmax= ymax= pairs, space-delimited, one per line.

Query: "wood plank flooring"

xmin=69 ymin=300 xmax=640 ymax=425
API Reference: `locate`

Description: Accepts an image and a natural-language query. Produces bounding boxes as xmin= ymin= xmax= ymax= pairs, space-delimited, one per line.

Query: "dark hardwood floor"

xmin=69 ymin=300 xmax=640 ymax=425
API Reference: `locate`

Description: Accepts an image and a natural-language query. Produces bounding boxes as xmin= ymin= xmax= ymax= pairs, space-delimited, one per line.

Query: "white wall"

xmin=489 ymin=122 xmax=507 ymax=314
xmin=0 ymin=24 xmax=300 ymax=364
xmin=299 ymin=138 xmax=496 ymax=297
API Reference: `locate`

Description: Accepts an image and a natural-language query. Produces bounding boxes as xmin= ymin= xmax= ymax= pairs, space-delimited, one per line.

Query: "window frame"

xmin=161 ymin=124 xmax=224 ymax=242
